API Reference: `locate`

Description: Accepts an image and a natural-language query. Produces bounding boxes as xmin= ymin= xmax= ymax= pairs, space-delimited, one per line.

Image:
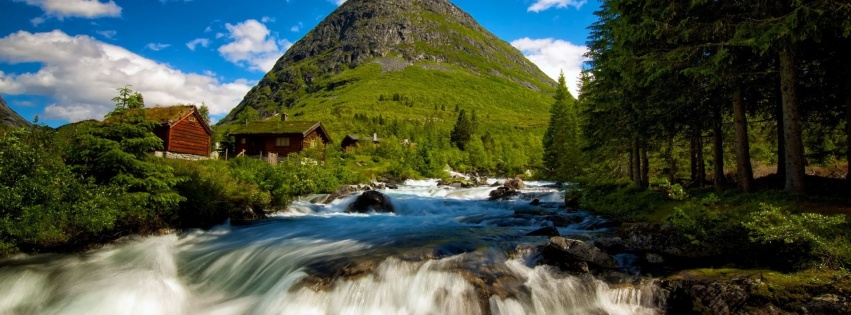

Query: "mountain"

xmin=0 ymin=95 xmax=31 ymax=129
xmin=220 ymin=0 xmax=560 ymax=138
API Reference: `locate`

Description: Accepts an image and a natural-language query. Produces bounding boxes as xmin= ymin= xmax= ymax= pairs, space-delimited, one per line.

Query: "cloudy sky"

xmin=0 ymin=0 xmax=597 ymax=127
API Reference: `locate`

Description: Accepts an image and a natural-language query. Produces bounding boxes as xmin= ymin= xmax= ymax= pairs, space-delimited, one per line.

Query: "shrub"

xmin=743 ymin=203 xmax=851 ymax=268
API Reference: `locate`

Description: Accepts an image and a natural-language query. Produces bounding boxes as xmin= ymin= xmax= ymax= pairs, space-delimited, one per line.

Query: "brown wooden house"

xmin=147 ymin=105 xmax=212 ymax=157
xmin=231 ymin=121 xmax=332 ymax=156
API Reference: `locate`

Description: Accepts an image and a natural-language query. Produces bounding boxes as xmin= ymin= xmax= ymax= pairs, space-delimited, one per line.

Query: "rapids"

xmin=0 ymin=180 xmax=662 ymax=315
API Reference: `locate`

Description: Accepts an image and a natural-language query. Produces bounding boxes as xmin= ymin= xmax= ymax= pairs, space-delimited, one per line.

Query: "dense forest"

xmin=558 ymin=0 xmax=851 ymax=193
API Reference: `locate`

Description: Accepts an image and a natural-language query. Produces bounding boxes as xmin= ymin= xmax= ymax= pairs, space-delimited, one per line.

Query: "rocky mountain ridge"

xmin=1 ymin=95 xmax=31 ymax=129
xmin=221 ymin=0 xmax=557 ymax=125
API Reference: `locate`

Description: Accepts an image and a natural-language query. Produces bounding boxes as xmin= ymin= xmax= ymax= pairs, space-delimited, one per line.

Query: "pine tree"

xmin=542 ymin=72 xmax=582 ymax=180
xmin=450 ymin=109 xmax=473 ymax=150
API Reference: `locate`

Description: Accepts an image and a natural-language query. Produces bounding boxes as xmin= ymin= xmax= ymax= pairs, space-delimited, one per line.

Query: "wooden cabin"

xmin=231 ymin=121 xmax=332 ymax=156
xmin=147 ymin=105 xmax=212 ymax=157
xmin=341 ymin=134 xmax=380 ymax=152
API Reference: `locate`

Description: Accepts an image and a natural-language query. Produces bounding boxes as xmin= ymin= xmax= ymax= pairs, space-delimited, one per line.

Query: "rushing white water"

xmin=0 ymin=180 xmax=662 ymax=315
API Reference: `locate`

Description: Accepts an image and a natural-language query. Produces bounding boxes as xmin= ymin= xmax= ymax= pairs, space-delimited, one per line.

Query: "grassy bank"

xmin=574 ymin=178 xmax=851 ymax=269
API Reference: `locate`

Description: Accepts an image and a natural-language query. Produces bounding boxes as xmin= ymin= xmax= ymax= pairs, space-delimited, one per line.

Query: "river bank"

xmin=571 ymin=178 xmax=851 ymax=314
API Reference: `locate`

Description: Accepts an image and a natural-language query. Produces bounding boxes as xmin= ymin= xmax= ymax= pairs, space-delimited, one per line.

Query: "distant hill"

xmin=0 ymin=95 xmax=31 ymax=129
xmin=220 ymin=0 xmax=563 ymax=138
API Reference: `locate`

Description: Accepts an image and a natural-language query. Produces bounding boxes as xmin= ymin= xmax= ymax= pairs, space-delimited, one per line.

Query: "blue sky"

xmin=0 ymin=0 xmax=599 ymax=127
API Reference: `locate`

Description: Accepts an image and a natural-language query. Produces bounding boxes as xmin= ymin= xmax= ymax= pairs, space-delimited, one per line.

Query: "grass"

xmin=282 ymin=61 xmax=555 ymax=139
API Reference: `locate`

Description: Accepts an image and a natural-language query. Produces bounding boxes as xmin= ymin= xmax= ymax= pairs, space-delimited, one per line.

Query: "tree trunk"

xmin=641 ymin=142 xmax=650 ymax=188
xmin=779 ymin=44 xmax=806 ymax=193
xmin=713 ymin=105 xmax=725 ymax=191
xmin=776 ymin=92 xmax=786 ymax=181
xmin=668 ymin=136 xmax=677 ymax=183
xmin=696 ymin=132 xmax=705 ymax=187
xmin=631 ymin=136 xmax=642 ymax=186
xmin=844 ymin=58 xmax=851 ymax=185
xmin=733 ymin=87 xmax=754 ymax=192
xmin=690 ymin=134 xmax=698 ymax=184
xmin=628 ymin=143 xmax=634 ymax=182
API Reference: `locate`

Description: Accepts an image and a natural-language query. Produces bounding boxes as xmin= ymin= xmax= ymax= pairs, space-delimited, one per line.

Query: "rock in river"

xmin=541 ymin=237 xmax=619 ymax=270
xmin=347 ymin=190 xmax=395 ymax=213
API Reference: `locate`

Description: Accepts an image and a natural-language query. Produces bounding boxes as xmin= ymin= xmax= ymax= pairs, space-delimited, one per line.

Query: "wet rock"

xmin=541 ymin=237 xmax=619 ymax=270
xmin=808 ymin=294 xmax=849 ymax=314
xmin=295 ymin=258 xmax=380 ymax=292
xmin=324 ymin=184 xmax=363 ymax=203
xmin=593 ymin=237 xmax=625 ymax=253
xmin=438 ymin=179 xmax=473 ymax=188
xmin=587 ymin=219 xmax=622 ymax=230
xmin=491 ymin=181 xmax=503 ymax=187
xmin=514 ymin=208 xmax=556 ymax=216
xmin=529 ymin=199 xmax=541 ymax=206
xmin=229 ymin=206 xmax=266 ymax=226
xmin=645 ymin=253 xmax=665 ymax=264
xmin=503 ymin=178 xmax=525 ymax=190
xmin=489 ymin=187 xmax=520 ymax=200
xmin=527 ymin=226 xmax=560 ymax=237
xmin=346 ymin=190 xmax=395 ymax=213
xmin=370 ymin=180 xmax=386 ymax=190
xmin=431 ymin=242 xmax=478 ymax=259
xmin=544 ymin=215 xmax=583 ymax=227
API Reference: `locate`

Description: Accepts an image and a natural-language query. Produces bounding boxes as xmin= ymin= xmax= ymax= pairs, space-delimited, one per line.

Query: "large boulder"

xmin=347 ymin=190 xmax=395 ymax=213
xmin=504 ymin=178 xmax=525 ymax=190
xmin=325 ymin=185 xmax=362 ymax=203
xmin=489 ymin=187 xmax=520 ymax=200
xmin=541 ymin=237 xmax=619 ymax=270
xmin=527 ymin=226 xmax=560 ymax=237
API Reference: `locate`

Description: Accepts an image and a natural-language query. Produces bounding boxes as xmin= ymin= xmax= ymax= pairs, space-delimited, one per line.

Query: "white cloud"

xmin=95 ymin=30 xmax=116 ymax=39
xmin=145 ymin=43 xmax=171 ymax=51
xmin=290 ymin=22 xmax=303 ymax=32
xmin=528 ymin=0 xmax=586 ymax=12
xmin=186 ymin=38 xmax=210 ymax=51
xmin=261 ymin=16 xmax=275 ymax=23
xmin=217 ymin=19 xmax=292 ymax=72
xmin=511 ymin=37 xmax=588 ymax=97
xmin=17 ymin=0 xmax=122 ymax=19
xmin=0 ymin=30 xmax=252 ymax=122
xmin=331 ymin=0 xmax=346 ymax=5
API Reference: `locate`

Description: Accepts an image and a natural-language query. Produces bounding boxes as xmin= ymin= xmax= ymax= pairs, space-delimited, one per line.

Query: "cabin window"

xmin=240 ymin=138 xmax=246 ymax=144
xmin=276 ymin=137 xmax=290 ymax=147
xmin=188 ymin=116 xmax=196 ymax=123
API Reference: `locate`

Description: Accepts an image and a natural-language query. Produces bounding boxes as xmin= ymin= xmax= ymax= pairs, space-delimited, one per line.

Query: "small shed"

xmin=147 ymin=105 xmax=212 ymax=157
xmin=341 ymin=134 xmax=380 ymax=152
xmin=231 ymin=121 xmax=332 ymax=156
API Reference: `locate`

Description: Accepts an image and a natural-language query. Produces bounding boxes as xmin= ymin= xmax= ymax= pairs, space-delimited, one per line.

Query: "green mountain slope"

xmin=1 ymin=95 xmax=31 ymax=129
xmin=220 ymin=0 xmax=560 ymax=139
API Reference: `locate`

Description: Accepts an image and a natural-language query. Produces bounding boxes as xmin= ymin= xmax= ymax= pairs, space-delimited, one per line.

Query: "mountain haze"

xmin=221 ymin=0 xmax=560 ymax=138
xmin=1 ymin=96 xmax=31 ymax=129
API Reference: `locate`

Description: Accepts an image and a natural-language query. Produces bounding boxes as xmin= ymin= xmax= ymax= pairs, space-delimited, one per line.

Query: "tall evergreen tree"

xmin=450 ymin=109 xmax=473 ymax=150
xmin=542 ymin=72 xmax=582 ymax=180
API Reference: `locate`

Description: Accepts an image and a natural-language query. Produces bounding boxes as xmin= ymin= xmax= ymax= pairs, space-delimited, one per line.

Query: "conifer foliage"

xmin=542 ymin=72 xmax=582 ymax=180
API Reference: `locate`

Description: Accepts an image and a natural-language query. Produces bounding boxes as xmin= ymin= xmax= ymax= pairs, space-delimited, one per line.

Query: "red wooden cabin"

xmin=231 ymin=121 xmax=332 ymax=157
xmin=148 ymin=105 xmax=212 ymax=157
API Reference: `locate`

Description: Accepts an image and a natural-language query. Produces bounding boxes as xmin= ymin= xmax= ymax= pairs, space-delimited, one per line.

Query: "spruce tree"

xmin=450 ymin=109 xmax=473 ymax=150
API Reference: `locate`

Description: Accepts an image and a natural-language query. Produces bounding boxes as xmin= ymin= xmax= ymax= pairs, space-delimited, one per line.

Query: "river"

xmin=0 ymin=179 xmax=662 ymax=314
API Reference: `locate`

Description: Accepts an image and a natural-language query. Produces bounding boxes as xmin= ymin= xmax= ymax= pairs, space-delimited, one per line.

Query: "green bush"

xmin=167 ymin=159 xmax=269 ymax=228
xmin=743 ymin=203 xmax=851 ymax=268
xmin=0 ymin=128 xmax=125 ymax=254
